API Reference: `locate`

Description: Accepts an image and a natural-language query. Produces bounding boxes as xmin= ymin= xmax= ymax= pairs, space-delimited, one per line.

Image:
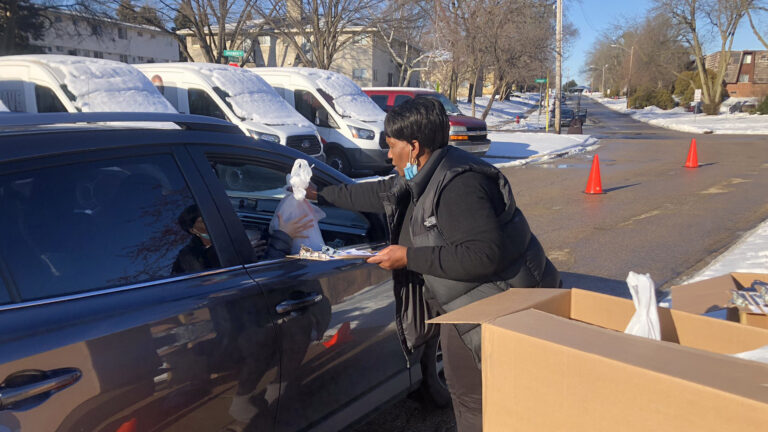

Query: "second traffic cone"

xmin=584 ymin=154 xmax=604 ymax=194
xmin=684 ymin=138 xmax=699 ymax=168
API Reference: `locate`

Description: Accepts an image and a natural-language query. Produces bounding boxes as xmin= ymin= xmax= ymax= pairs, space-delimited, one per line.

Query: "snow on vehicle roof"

xmin=196 ymin=64 xmax=311 ymax=127
xmin=13 ymin=55 xmax=176 ymax=113
xmin=270 ymin=67 xmax=385 ymax=122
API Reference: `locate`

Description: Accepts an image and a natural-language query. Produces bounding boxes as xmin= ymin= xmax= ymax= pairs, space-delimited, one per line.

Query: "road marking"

xmin=700 ymin=178 xmax=751 ymax=194
xmin=619 ymin=209 xmax=664 ymax=227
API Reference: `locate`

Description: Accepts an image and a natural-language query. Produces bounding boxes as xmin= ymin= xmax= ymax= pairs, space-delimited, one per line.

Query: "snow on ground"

xmin=589 ymin=93 xmax=768 ymax=135
xmin=682 ymin=218 xmax=768 ymax=284
xmin=484 ymin=132 xmax=599 ymax=168
xmin=457 ymin=95 xmax=544 ymax=130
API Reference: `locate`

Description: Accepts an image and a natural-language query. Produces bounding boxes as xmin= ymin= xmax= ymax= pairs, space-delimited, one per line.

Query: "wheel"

xmin=419 ymin=336 xmax=452 ymax=408
xmin=325 ymin=149 xmax=351 ymax=176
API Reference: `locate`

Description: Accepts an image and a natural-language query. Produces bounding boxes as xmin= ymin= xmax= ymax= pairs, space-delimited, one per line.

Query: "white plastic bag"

xmin=624 ymin=271 xmax=661 ymax=340
xmin=269 ymin=159 xmax=326 ymax=253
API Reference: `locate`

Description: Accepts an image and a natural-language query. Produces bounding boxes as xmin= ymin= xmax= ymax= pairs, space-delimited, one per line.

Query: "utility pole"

xmin=554 ymin=0 xmax=562 ymax=134
xmin=601 ymin=64 xmax=607 ymax=95
xmin=626 ymin=45 xmax=634 ymax=109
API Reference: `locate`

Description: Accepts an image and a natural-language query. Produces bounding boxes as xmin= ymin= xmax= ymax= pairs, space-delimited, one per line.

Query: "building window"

xmin=759 ymin=54 xmax=768 ymax=63
xmin=738 ymin=73 xmax=750 ymax=83
xmin=258 ymin=35 xmax=271 ymax=45
xmin=191 ymin=37 xmax=200 ymax=47
xmin=55 ymin=45 xmax=63 ymax=52
xmin=352 ymin=34 xmax=370 ymax=45
xmin=387 ymin=72 xmax=393 ymax=86
xmin=373 ymin=70 xmax=378 ymax=81
xmin=353 ymin=69 xmax=368 ymax=80
xmin=744 ymin=54 xmax=752 ymax=64
xmin=138 ymin=56 xmax=145 ymax=62
xmin=119 ymin=54 xmax=128 ymax=63
xmin=68 ymin=49 xmax=77 ymax=56
xmin=118 ymin=27 xmax=127 ymax=39
xmin=93 ymin=51 xmax=103 ymax=58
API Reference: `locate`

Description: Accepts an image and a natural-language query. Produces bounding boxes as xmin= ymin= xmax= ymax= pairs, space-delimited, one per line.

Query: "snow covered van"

xmin=0 ymin=55 xmax=176 ymax=114
xmin=250 ymin=68 xmax=391 ymax=176
xmin=135 ymin=63 xmax=324 ymax=159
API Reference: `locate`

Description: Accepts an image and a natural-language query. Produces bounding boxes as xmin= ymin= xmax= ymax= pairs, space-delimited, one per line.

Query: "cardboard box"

xmin=669 ymin=272 xmax=768 ymax=329
xmin=429 ymin=288 xmax=768 ymax=431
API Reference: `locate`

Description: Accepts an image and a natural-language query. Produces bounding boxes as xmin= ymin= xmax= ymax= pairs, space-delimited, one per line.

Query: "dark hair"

xmin=384 ymin=96 xmax=449 ymax=152
xmin=178 ymin=204 xmax=201 ymax=233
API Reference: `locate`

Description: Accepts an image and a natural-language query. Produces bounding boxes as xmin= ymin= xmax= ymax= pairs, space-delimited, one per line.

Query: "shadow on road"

xmin=561 ymin=272 xmax=630 ymax=298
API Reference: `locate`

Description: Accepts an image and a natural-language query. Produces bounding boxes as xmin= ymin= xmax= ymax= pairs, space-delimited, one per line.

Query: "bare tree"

xmin=252 ymin=0 xmax=384 ymax=69
xmin=376 ymin=0 xmax=431 ymax=86
xmin=655 ymin=0 xmax=755 ymax=114
xmin=746 ymin=2 xmax=768 ymax=49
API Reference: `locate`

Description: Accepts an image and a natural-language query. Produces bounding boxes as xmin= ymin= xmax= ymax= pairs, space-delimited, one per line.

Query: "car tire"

xmin=419 ymin=336 xmax=452 ymax=408
xmin=326 ymin=149 xmax=351 ymax=176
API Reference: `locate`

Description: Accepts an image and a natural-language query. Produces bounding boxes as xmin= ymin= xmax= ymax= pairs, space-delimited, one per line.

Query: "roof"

xmin=45 ymin=8 xmax=167 ymax=34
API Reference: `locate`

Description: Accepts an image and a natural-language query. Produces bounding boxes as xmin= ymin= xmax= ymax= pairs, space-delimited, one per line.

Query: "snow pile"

xmin=684 ymin=218 xmax=768 ymax=284
xmin=457 ymin=94 xmax=547 ymax=131
xmin=589 ymin=94 xmax=768 ymax=135
xmin=195 ymin=65 xmax=311 ymax=127
xmin=36 ymin=55 xmax=176 ymax=113
xmin=484 ymin=132 xmax=599 ymax=168
xmin=282 ymin=67 xmax=385 ymax=122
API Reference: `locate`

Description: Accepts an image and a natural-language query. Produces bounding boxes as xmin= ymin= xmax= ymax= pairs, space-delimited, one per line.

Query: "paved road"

xmin=352 ymin=96 xmax=768 ymax=431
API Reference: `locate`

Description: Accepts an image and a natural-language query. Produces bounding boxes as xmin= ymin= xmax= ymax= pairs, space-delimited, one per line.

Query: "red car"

xmin=363 ymin=87 xmax=491 ymax=156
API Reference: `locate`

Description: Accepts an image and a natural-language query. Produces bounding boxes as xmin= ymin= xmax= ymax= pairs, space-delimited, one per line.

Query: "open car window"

xmin=206 ymin=156 xmax=381 ymax=263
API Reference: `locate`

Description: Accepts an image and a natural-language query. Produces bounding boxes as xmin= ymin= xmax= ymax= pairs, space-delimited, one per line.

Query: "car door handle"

xmin=0 ymin=368 xmax=81 ymax=410
xmin=276 ymin=292 xmax=323 ymax=314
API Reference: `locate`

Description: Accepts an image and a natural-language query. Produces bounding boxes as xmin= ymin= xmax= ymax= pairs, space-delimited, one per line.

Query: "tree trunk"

xmin=481 ymin=82 xmax=500 ymax=120
xmin=2 ymin=0 xmax=19 ymax=54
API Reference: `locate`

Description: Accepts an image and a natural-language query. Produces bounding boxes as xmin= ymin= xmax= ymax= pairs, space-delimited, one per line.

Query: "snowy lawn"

xmin=590 ymin=93 xmax=768 ymax=135
xmin=484 ymin=132 xmax=599 ymax=168
xmin=457 ymin=95 xmax=546 ymax=131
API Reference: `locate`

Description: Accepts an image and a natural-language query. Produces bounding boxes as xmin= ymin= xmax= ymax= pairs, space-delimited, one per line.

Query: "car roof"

xmin=0 ymin=112 xmax=284 ymax=163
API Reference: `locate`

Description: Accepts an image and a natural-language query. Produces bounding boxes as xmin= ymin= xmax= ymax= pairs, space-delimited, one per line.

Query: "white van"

xmin=135 ymin=63 xmax=324 ymax=159
xmin=0 ymin=55 xmax=176 ymax=114
xmin=250 ymin=67 xmax=391 ymax=176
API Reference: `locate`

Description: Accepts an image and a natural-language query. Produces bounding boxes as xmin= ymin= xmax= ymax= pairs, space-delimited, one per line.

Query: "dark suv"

xmin=0 ymin=113 xmax=448 ymax=431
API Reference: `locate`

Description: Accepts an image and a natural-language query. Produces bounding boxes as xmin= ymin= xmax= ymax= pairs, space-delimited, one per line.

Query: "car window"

xmin=369 ymin=94 xmax=389 ymax=111
xmin=0 ymin=154 xmax=219 ymax=302
xmin=34 ymin=84 xmax=67 ymax=113
xmin=206 ymin=156 xmax=374 ymax=262
xmin=0 ymin=279 xmax=10 ymax=305
xmin=393 ymin=95 xmax=412 ymax=107
xmin=188 ymin=88 xmax=227 ymax=120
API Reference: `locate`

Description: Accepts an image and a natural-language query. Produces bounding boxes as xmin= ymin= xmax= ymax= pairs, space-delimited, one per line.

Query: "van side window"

xmin=206 ymin=156 xmax=377 ymax=262
xmin=393 ymin=95 xmax=412 ymax=107
xmin=188 ymin=88 xmax=227 ymax=120
xmin=369 ymin=95 xmax=389 ymax=111
xmin=34 ymin=85 xmax=67 ymax=113
xmin=0 ymin=154 xmax=218 ymax=302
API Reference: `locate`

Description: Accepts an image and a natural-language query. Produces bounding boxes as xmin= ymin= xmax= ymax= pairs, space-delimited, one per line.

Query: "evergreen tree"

xmin=0 ymin=0 xmax=47 ymax=55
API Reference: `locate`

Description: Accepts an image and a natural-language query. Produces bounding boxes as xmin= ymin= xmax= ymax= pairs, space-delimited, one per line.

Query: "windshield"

xmin=44 ymin=56 xmax=176 ymax=113
xmin=418 ymin=93 xmax=462 ymax=115
xmin=202 ymin=67 xmax=312 ymax=127
xmin=291 ymin=68 xmax=385 ymax=122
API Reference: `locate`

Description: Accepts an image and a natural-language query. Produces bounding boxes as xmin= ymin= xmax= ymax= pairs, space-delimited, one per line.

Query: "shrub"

xmin=757 ymin=95 xmax=768 ymax=115
xmin=630 ymin=87 xmax=675 ymax=110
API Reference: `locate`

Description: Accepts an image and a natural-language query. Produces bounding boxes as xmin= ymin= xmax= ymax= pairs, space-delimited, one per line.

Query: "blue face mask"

xmin=404 ymin=147 xmax=418 ymax=180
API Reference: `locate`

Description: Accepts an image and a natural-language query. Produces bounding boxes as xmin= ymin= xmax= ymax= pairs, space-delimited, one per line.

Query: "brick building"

xmin=705 ymin=50 xmax=768 ymax=99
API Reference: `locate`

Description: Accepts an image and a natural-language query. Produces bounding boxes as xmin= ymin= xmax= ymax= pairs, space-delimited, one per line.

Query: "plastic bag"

xmin=624 ymin=271 xmax=661 ymax=340
xmin=269 ymin=159 xmax=326 ymax=253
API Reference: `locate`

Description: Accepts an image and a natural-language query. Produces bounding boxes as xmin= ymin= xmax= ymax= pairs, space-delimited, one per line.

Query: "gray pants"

xmin=441 ymin=324 xmax=482 ymax=432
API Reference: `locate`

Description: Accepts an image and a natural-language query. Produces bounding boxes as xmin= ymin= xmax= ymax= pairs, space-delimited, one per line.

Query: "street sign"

xmin=223 ymin=50 xmax=244 ymax=57
xmin=693 ymin=88 xmax=702 ymax=103
xmin=535 ymin=78 xmax=547 ymax=83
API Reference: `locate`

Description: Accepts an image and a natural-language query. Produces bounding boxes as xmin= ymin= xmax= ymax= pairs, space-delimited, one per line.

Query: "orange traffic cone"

xmin=584 ymin=154 xmax=604 ymax=194
xmin=684 ymin=138 xmax=699 ymax=168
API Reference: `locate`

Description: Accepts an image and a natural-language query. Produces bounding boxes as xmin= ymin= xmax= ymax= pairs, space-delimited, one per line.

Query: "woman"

xmin=309 ymin=97 xmax=560 ymax=431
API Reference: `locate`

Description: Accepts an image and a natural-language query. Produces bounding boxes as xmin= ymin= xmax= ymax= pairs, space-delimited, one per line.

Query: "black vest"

xmin=381 ymin=146 xmax=560 ymax=366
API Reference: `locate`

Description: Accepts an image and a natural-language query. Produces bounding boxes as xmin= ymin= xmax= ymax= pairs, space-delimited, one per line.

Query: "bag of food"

xmin=269 ymin=159 xmax=326 ymax=253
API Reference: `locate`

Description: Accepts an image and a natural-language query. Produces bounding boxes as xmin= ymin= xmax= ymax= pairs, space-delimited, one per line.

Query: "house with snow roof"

xmin=31 ymin=9 xmax=179 ymax=64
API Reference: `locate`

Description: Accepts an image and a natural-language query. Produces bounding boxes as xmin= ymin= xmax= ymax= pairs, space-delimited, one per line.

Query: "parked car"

xmin=135 ymin=63 xmax=324 ymax=160
xmin=549 ymin=107 xmax=587 ymax=127
xmin=250 ymin=68 xmax=391 ymax=177
xmin=362 ymin=87 xmax=491 ymax=156
xmin=0 ymin=55 xmax=175 ymax=114
xmin=0 ymin=113 xmax=448 ymax=431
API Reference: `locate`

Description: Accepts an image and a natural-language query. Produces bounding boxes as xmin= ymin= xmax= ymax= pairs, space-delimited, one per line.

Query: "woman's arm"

xmin=315 ymin=176 xmax=397 ymax=213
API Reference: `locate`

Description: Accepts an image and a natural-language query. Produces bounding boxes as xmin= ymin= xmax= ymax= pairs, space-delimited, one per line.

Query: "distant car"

xmin=549 ymin=107 xmax=587 ymax=127
xmin=362 ymin=87 xmax=491 ymax=156
xmin=0 ymin=112 xmax=449 ymax=431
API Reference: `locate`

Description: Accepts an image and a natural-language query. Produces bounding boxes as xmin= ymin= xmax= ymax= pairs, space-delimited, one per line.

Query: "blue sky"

xmin=565 ymin=0 xmax=765 ymax=85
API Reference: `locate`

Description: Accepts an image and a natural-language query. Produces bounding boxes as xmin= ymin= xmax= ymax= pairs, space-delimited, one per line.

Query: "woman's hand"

xmin=305 ymin=182 xmax=318 ymax=201
xmin=277 ymin=213 xmax=313 ymax=239
xmin=366 ymin=245 xmax=407 ymax=270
